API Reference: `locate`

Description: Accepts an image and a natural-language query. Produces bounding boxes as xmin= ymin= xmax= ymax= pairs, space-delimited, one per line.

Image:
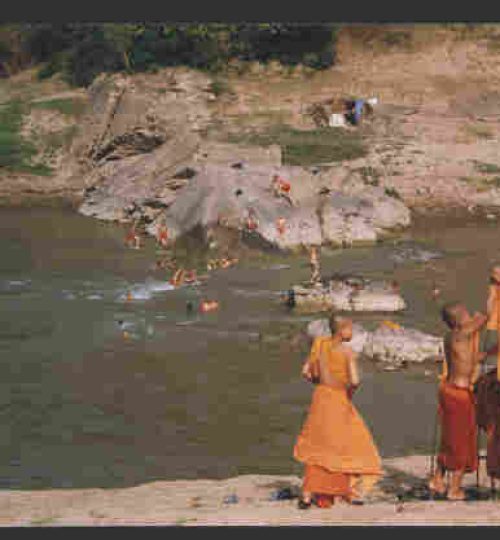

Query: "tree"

xmin=102 ymin=23 xmax=144 ymax=72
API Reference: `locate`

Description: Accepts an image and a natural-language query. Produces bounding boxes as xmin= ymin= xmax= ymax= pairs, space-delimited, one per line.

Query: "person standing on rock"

xmin=276 ymin=217 xmax=286 ymax=237
xmin=156 ymin=223 xmax=169 ymax=249
xmin=429 ymin=302 xmax=489 ymax=500
xmin=294 ymin=313 xmax=382 ymax=508
xmin=309 ymin=245 xmax=322 ymax=287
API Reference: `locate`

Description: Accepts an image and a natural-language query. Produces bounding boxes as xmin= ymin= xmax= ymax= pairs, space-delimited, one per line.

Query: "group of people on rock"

xmin=124 ymin=173 xmax=296 ymax=262
xmin=293 ymin=265 xmax=500 ymax=508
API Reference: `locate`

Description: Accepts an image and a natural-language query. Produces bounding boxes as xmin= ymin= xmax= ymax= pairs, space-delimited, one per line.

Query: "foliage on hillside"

xmin=0 ymin=23 xmax=338 ymax=87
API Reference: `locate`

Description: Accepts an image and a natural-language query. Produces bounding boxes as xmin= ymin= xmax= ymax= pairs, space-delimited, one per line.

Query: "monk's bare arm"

xmin=346 ymin=349 xmax=360 ymax=396
xmin=461 ymin=312 xmax=488 ymax=336
xmin=301 ymin=338 xmax=321 ymax=382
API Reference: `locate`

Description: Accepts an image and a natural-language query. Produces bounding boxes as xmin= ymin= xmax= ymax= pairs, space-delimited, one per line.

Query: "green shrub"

xmin=0 ymin=99 xmax=53 ymax=175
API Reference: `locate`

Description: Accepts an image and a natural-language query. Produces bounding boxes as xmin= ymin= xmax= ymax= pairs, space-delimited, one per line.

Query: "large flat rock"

xmin=307 ymin=319 xmax=444 ymax=368
xmin=291 ymin=278 xmax=406 ymax=313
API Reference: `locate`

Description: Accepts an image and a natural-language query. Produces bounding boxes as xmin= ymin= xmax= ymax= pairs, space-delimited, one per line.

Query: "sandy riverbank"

xmin=2 ymin=455 xmax=500 ymax=526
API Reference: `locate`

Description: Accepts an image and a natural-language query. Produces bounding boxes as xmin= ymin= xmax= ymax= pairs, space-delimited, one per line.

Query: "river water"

xmin=1 ymin=206 xmax=499 ymax=489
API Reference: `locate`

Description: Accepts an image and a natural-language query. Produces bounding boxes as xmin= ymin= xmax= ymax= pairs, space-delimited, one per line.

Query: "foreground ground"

xmin=2 ymin=455 xmax=500 ymax=526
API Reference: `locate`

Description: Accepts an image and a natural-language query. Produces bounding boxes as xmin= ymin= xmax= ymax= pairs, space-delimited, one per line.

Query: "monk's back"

xmin=444 ymin=331 xmax=475 ymax=387
xmin=315 ymin=337 xmax=350 ymax=387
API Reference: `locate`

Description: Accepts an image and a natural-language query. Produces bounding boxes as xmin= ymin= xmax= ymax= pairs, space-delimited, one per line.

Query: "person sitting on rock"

xmin=271 ymin=174 xmax=294 ymax=206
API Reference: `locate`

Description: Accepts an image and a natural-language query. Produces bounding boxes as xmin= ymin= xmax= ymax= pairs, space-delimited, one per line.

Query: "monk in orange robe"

xmin=429 ymin=302 xmax=488 ymax=500
xmin=294 ymin=313 xmax=382 ymax=508
xmin=476 ymin=368 xmax=500 ymax=482
xmin=475 ymin=266 xmax=500 ymax=485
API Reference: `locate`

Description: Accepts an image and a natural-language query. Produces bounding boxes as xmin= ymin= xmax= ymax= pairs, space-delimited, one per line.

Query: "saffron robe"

xmin=294 ymin=337 xmax=382 ymax=498
xmin=476 ymin=369 xmax=500 ymax=479
xmin=437 ymin=381 xmax=478 ymax=472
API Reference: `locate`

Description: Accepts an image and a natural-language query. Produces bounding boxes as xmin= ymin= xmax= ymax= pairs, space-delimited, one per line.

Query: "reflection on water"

xmin=0 ymin=206 xmax=499 ymax=489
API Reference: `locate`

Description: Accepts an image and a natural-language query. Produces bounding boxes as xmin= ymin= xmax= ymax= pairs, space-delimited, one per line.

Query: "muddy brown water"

xmin=1 ymin=206 xmax=499 ymax=489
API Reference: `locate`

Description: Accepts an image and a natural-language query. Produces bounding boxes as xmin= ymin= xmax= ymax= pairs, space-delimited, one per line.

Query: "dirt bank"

xmin=2 ymin=455 xmax=500 ymax=526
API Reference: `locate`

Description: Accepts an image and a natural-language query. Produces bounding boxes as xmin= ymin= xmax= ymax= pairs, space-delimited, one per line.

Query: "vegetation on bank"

xmin=0 ymin=23 xmax=338 ymax=87
xmin=0 ymin=99 xmax=43 ymax=174
xmin=0 ymin=96 xmax=84 ymax=176
xmin=30 ymin=96 xmax=87 ymax=117
xmin=224 ymin=125 xmax=367 ymax=166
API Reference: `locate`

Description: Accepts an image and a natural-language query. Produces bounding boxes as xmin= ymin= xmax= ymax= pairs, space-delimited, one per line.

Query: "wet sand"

xmin=2 ymin=455 xmax=499 ymax=526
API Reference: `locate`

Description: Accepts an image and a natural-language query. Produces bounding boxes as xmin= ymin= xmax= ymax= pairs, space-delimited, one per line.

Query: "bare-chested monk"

xmin=429 ymin=302 xmax=488 ymax=500
xmin=294 ymin=313 xmax=382 ymax=508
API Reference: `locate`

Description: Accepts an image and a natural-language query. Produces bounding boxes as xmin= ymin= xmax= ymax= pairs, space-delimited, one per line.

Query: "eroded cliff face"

xmin=61 ymin=69 xmax=213 ymax=217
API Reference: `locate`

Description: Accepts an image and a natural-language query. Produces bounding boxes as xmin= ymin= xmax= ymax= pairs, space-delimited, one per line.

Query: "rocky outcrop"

xmin=307 ymin=319 xmax=444 ymax=368
xmin=142 ymin=163 xmax=412 ymax=251
xmin=59 ymin=69 xmax=213 ymax=221
xmin=291 ymin=277 xmax=406 ymax=312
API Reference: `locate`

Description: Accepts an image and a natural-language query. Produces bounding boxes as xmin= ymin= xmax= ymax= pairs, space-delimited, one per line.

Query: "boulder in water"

xmin=291 ymin=277 xmax=406 ymax=313
xmin=306 ymin=319 xmax=444 ymax=368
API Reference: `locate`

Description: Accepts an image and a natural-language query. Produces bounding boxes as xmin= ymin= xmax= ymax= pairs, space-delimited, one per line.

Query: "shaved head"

xmin=441 ymin=302 xmax=466 ymax=329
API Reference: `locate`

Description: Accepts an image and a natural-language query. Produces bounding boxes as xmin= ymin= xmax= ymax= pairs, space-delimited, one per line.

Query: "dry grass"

xmin=222 ymin=124 xmax=368 ymax=165
xmin=459 ymin=175 xmax=500 ymax=192
xmin=457 ymin=123 xmax=495 ymax=142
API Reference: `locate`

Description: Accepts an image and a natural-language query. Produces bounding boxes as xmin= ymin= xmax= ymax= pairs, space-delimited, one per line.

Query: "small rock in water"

xmin=383 ymin=365 xmax=399 ymax=372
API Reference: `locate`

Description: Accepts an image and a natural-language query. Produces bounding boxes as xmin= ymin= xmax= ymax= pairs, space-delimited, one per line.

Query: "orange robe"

xmin=294 ymin=337 xmax=382 ymax=499
xmin=476 ymin=369 xmax=500 ymax=479
xmin=437 ymin=381 xmax=478 ymax=472
xmin=486 ymin=285 xmax=500 ymax=382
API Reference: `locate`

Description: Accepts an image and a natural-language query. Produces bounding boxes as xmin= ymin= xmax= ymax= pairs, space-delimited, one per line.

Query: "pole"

xmin=429 ymin=289 xmax=443 ymax=485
